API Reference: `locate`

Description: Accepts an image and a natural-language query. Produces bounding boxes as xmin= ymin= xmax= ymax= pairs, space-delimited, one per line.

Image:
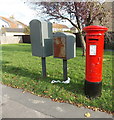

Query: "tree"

xmin=27 ymin=1 xmax=111 ymax=56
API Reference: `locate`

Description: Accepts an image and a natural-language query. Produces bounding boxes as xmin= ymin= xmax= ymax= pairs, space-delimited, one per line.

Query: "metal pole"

xmin=41 ymin=57 xmax=46 ymax=77
xmin=63 ymin=59 xmax=67 ymax=80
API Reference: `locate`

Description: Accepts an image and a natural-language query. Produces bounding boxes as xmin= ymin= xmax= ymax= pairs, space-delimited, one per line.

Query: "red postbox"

xmin=83 ymin=25 xmax=108 ymax=98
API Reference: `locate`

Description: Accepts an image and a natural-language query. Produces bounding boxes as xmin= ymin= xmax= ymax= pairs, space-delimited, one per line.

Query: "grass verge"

xmin=1 ymin=44 xmax=113 ymax=114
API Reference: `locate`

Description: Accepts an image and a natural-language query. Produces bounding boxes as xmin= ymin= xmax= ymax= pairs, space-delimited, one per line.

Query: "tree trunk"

xmin=78 ymin=32 xmax=86 ymax=56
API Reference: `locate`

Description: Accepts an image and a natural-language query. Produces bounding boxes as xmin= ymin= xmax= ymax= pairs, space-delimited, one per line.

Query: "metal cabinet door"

xmin=30 ymin=20 xmax=43 ymax=57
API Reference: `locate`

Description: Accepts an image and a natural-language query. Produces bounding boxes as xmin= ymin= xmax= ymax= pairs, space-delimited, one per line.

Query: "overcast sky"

xmin=0 ymin=0 xmax=73 ymax=27
xmin=0 ymin=0 xmax=112 ymax=27
xmin=0 ymin=0 xmax=39 ymax=25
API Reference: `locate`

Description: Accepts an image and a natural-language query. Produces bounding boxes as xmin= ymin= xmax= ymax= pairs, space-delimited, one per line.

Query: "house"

xmin=0 ymin=16 xmax=27 ymax=36
xmin=52 ymin=23 xmax=70 ymax=32
xmin=0 ymin=16 xmax=28 ymax=44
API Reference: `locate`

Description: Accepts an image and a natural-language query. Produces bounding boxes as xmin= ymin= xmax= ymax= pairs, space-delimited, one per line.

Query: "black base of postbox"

xmin=84 ymin=80 xmax=102 ymax=99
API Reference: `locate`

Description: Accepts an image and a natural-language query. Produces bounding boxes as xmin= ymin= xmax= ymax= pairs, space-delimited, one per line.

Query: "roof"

xmin=0 ymin=16 xmax=27 ymax=28
xmin=53 ymin=23 xmax=69 ymax=29
xmin=0 ymin=16 xmax=17 ymax=28
xmin=17 ymin=21 xmax=27 ymax=27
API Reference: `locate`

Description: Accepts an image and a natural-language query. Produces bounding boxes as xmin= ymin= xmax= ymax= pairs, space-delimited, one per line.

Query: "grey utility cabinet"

xmin=53 ymin=32 xmax=76 ymax=60
xmin=30 ymin=19 xmax=53 ymax=57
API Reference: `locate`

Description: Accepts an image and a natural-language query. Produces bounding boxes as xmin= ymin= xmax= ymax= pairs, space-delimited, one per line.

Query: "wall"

xmin=53 ymin=28 xmax=70 ymax=32
xmin=0 ymin=36 xmax=23 ymax=44
xmin=5 ymin=32 xmax=25 ymax=36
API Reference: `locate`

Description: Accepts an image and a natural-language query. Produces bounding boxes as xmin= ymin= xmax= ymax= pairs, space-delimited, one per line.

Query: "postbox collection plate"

xmin=89 ymin=45 xmax=97 ymax=55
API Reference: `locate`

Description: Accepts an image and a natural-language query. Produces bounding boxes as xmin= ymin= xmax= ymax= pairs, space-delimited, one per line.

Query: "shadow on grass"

xmin=0 ymin=60 xmax=10 ymax=64
xmin=2 ymin=64 xmax=41 ymax=80
xmin=2 ymin=62 xmax=85 ymax=96
xmin=2 ymin=62 xmax=111 ymax=98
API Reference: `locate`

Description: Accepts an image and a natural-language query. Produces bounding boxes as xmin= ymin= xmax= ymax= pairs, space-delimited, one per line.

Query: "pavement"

xmin=0 ymin=83 xmax=113 ymax=119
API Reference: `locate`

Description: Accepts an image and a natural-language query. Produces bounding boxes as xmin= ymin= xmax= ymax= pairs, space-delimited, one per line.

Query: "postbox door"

xmin=66 ymin=36 xmax=76 ymax=59
xmin=44 ymin=38 xmax=53 ymax=57
xmin=41 ymin=22 xmax=53 ymax=57
xmin=54 ymin=37 xmax=66 ymax=59
xmin=86 ymin=36 xmax=104 ymax=82
xmin=30 ymin=20 xmax=43 ymax=57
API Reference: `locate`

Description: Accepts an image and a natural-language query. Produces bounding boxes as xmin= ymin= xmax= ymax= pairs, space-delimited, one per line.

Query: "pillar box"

xmin=83 ymin=25 xmax=108 ymax=98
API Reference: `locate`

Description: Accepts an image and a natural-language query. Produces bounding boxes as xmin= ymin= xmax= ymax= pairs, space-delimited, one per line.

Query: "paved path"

xmin=0 ymin=84 xmax=113 ymax=119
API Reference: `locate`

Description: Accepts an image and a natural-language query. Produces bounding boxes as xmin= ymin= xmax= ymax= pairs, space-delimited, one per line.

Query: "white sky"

xmin=0 ymin=0 xmax=111 ymax=27
xmin=0 ymin=0 xmax=73 ymax=27
xmin=0 ymin=0 xmax=39 ymax=25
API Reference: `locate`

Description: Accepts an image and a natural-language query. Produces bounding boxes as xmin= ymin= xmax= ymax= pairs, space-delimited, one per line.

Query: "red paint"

xmin=83 ymin=25 xmax=108 ymax=82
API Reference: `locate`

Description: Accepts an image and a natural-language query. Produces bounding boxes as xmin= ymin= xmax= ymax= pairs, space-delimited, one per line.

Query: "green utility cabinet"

xmin=53 ymin=32 xmax=76 ymax=60
xmin=30 ymin=19 xmax=53 ymax=57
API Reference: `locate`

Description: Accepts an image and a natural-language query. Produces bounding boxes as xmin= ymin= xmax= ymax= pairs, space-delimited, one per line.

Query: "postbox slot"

xmin=89 ymin=39 xmax=98 ymax=41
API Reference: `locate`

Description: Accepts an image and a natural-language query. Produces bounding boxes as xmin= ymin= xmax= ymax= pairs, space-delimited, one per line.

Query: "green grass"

xmin=1 ymin=44 xmax=113 ymax=113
